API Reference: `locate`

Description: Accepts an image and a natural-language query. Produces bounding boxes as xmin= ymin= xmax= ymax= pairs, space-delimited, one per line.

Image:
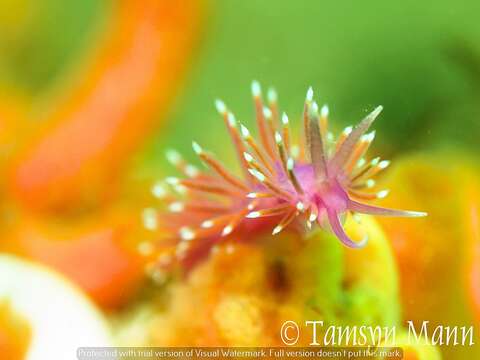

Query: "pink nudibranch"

xmin=142 ymin=82 xmax=427 ymax=269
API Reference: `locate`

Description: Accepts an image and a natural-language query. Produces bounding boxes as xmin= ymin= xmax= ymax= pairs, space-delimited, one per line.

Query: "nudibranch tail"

xmin=141 ymin=81 xmax=427 ymax=274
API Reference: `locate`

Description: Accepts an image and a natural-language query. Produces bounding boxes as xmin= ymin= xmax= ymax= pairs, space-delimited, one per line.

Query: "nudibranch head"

xmin=141 ymin=81 xmax=426 ymax=273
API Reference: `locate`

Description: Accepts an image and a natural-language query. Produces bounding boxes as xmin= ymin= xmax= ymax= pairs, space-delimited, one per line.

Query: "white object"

xmin=0 ymin=255 xmax=113 ymax=360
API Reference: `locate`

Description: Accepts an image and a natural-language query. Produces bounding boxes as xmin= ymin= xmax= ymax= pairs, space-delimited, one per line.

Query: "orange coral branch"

xmin=9 ymin=0 xmax=201 ymax=211
xmin=2 ymin=210 xmax=148 ymax=309
xmin=465 ymin=184 xmax=480 ymax=321
xmin=0 ymin=301 xmax=32 ymax=360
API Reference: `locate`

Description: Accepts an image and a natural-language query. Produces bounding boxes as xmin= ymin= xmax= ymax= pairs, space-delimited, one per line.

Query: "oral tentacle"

xmin=302 ymin=87 xmax=314 ymax=161
xmin=327 ymin=210 xmax=368 ymax=248
xmin=308 ymin=102 xmax=328 ymax=182
xmin=348 ymin=199 xmax=427 ymax=217
xmin=330 ymin=105 xmax=383 ymax=175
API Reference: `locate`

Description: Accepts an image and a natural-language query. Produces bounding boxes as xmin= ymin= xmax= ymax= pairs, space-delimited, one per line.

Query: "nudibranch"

xmin=141 ymin=82 xmax=426 ymax=271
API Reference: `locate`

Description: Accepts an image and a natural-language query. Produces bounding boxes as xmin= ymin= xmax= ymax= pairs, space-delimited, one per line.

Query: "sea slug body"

xmin=142 ymin=81 xmax=427 ymax=271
